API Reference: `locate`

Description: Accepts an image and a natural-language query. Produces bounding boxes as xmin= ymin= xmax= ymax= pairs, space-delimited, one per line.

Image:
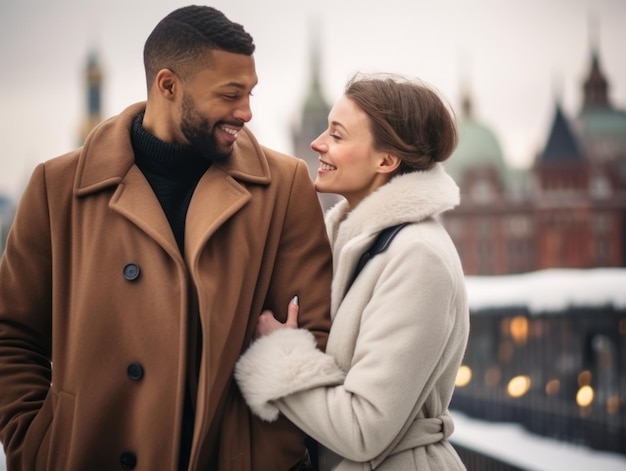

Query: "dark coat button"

xmin=127 ymin=362 xmax=144 ymax=381
xmin=123 ymin=263 xmax=141 ymax=281
xmin=120 ymin=451 xmax=137 ymax=469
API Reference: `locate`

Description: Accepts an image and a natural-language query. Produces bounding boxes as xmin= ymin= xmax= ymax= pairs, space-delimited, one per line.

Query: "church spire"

xmin=540 ymin=100 xmax=584 ymax=162
xmin=582 ymin=14 xmax=610 ymax=110
xmin=301 ymin=24 xmax=330 ymax=130
xmin=291 ymin=21 xmax=338 ymax=210
xmin=458 ymin=51 xmax=473 ymax=119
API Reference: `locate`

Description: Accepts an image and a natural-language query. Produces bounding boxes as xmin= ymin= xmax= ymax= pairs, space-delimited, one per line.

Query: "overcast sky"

xmin=0 ymin=0 xmax=625 ymax=199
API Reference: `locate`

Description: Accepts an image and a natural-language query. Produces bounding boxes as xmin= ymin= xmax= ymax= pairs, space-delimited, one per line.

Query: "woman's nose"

xmin=310 ymin=134 xmax=326 ymax=153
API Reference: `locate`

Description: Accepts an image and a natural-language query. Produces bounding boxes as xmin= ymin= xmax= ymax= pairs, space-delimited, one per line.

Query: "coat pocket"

xmin=26 ymin=390 xmax=77 ymax=470
xmin=20 ymin=389 xmax=54 ymax=470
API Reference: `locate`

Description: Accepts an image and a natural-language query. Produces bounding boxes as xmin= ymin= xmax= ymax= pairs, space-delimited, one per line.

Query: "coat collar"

xmin=325 ymin=164 xmax=460 ymax=312
xmin=73 ymin=102 xmax=272 ymax=264
xmin=74 ymin=102 xmax=271 ymax=197
xmin=325 ymin=163 xmax=460 ymax=249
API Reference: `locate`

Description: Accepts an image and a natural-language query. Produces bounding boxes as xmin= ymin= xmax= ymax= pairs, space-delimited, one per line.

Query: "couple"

xmin=0 ymin=4 xmax=468 ymax=470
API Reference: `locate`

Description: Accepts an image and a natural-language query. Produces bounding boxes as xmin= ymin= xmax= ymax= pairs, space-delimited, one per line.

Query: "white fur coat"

xmin=235 ymin=164 xmax=469 ymax=470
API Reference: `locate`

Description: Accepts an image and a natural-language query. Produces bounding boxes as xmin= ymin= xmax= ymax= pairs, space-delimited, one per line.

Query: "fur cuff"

xmin=235 ymin=329 xmax=345 ymax=421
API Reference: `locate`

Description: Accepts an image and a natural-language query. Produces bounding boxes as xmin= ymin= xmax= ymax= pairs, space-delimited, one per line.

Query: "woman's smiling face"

xmin=311 ymin=95 xmax=392 ymax=209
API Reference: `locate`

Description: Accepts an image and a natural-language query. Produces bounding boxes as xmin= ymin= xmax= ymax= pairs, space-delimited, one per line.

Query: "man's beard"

xmin=181 ymin=93 xmax=232 ymax=163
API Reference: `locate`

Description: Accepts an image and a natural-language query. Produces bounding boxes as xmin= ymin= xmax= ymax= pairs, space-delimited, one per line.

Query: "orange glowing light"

xmin=510 ymin=316 xmax=528 ymax=345
xmin=455 ymin=365 xmax=472 ymax=387
xmin=507 ymin=375 xmax=531 ymax=398
xmin=607 ymin=396 xmax=620 ymax=414
xmin=578 ymin=370 xmax=592 ymax=387
xmin=545 ymin=379 xmax=560 ymax=395
xmin=576 ymin=385 xmax=594 ymax=407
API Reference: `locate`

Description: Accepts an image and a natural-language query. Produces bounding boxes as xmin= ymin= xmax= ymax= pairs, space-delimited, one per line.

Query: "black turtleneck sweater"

xmin=131 ymin=112 xmax=212 ymax=252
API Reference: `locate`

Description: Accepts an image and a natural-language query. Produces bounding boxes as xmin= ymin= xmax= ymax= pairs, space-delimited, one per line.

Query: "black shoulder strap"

xmin=345 ymin=223 xmax=409 ymax=293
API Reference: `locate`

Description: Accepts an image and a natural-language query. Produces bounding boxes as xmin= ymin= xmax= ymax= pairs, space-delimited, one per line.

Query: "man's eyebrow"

xmin=219 ymin=80 xmax=258 ymax=90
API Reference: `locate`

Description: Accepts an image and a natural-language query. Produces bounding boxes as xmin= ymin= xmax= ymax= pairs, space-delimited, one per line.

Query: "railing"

xmin=453 ymin=444 xmax=527 ymax=471
xmin=451 ymin=393 xmax=626 ymax=455
xmin=450 ymin=410 xmax=626 ymax=471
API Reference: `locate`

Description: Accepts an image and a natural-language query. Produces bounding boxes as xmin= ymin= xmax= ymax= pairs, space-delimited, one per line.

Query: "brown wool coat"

xmin=0 ymin=103 xmax=332 ymax=470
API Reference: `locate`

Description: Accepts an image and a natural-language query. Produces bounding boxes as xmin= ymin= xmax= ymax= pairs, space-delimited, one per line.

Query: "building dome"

xmin=577 ymin=107 xmax=626 ymax=146
xmin=446 ymin=95 xmax=508 ymax=186
xmin=574 ymin=49 xmax=626 ymax=159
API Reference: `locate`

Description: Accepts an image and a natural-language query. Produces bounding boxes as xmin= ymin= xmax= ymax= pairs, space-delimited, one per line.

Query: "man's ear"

xmin=378 ymin=153 xmax=401 ymax=175
xmin=154 ymin=69 xmax=178 ymax=100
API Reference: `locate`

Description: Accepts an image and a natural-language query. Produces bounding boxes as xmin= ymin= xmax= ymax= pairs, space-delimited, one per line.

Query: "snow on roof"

xmin=465 ymin=268 xmax=626 ymax=315
xmin=450 ymin=410 xmax=626 ymax=471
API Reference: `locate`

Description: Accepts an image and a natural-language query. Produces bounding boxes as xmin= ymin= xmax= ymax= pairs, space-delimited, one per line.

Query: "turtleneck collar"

xmin=131 ymin=112 xmax=210 ymax=176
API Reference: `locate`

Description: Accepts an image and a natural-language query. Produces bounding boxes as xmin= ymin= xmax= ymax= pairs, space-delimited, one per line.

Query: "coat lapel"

xmin=74 ymin=102 xmax=182 ymax=261
xmin=184 ymin=165 xmax=251 ymax=264
xmin=109 ymin=166 xmax=181 ymax=260
xmin=185 ymin=125 xmax=270 ymax=263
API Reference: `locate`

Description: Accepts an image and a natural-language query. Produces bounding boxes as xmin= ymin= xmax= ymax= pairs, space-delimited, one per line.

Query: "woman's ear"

xmin=378 ymin=153 xmax=401 ymax=175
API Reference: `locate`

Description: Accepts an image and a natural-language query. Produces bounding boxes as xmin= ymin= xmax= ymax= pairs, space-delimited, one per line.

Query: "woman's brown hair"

xmin=344 ymin=73 xmax=458 ymax=174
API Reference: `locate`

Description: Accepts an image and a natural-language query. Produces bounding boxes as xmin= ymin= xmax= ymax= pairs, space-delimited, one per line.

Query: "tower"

xmin=78 ymin=50 xmax=104 ymax=145
xmin=292 ymin=29 xmax=340 ymax=211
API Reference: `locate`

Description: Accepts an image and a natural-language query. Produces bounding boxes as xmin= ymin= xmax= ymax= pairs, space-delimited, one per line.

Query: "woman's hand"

xmin=255 ymin=295 xmax=299 ymax=339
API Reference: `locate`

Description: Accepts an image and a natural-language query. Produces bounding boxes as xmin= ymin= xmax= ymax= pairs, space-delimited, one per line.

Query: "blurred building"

xmin=443 ymin=43 xmax=626 ymax=275
xmin=1 ymin=50 xmax=103 ymax=256
xmin=441 ymin=33 xmax=626 ymax=465
xmin=291 ymin=35 xmax=341 ymax=211
xmin=78 ymin=50 xmax=104 ymax=145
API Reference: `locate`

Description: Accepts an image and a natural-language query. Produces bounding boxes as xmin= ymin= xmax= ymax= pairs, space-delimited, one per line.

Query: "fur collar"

xmin=325 ymin=163 xmax=459 ymax=252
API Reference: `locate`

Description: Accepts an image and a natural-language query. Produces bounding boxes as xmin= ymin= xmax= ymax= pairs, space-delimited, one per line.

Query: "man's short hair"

xmin=143 ymin=5 xmax=255 ymax=88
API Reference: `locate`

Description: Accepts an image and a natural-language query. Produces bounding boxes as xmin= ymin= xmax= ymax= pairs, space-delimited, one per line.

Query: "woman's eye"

xmin=330 ymin=134 xmax=341 ymax=140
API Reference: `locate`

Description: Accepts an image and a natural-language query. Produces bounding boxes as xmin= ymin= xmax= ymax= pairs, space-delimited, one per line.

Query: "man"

xmin=0 ymin=5 xmax=332 ymax=470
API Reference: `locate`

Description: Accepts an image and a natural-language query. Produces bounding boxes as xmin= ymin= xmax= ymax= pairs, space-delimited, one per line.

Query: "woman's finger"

xmin=285 ymin=295 xmax=299 ymax=329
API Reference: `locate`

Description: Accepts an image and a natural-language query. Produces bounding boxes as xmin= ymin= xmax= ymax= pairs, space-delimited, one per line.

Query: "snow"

xmin=465 ymin=268 xmax=626 ymax=314
xmin=450 ymin=410 xmax=626 ymax=471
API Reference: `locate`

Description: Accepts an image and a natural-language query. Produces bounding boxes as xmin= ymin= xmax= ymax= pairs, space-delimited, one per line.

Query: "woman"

xmin=235 ymin=73 xmax=469 ymax=470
